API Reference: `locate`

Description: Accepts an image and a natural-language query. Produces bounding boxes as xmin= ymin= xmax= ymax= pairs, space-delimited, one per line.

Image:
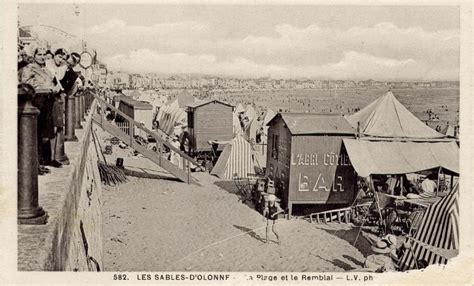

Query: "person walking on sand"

xmin=264 ymin=194 xmax=284 ymax=244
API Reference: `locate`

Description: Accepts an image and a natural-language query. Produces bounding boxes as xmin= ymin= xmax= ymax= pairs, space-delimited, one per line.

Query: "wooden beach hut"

xmin=266 ymin=113 xmax=357 ymax=216
xmin=116 ymin=97 xmax=153 ymax=137
xmin=187 ymin=99 xmax=234 ymax=153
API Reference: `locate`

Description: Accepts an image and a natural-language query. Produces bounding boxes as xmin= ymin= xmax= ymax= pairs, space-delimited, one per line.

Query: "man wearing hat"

xmin=263 ymin=194 xmax=284 ymax=244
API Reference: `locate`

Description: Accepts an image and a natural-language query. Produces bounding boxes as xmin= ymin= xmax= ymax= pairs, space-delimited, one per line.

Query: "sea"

xmin=213 ymin=88 xmax=460 ymax=129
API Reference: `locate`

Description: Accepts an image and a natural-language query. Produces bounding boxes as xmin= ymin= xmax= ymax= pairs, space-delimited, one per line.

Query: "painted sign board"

xmin=289 ymin=136 xmax=356 ymax=204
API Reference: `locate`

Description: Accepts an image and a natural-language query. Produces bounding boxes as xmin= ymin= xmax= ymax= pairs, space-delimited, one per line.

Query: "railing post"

xmin=187 ymin=160 xmax=190 ymax=184
xmin=65 ymin=91 xmax=78 ymax=141
xmin=17 ymin=85 xmax=48 ymax=225
xmin=75 ymin=91 xmax=83 ymax=129
xmin=80 ymin=91 xmax=85 ymax=122
xmin=158 ymin=142 xmax=162 ymax=165
xmin=99 ymin=100 xmax=104 ymax=127
xmin=85 ymin=89 xmax=91 ymax=112
xmin=129 ymin=120 xmax=134 ymax=146
xmin=54 ymin=93 xmax=70 ymax=164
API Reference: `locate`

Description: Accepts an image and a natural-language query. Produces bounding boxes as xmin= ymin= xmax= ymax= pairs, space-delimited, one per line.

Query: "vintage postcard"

xmin=1 ymin=0 xmax=473 ymax=285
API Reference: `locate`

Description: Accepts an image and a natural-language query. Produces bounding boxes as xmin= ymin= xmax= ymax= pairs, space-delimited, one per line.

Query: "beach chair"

xmin=232 ymin=173 xmax=252 ymax=203
xmin=405 ymin=210 xmax=425 ymax=236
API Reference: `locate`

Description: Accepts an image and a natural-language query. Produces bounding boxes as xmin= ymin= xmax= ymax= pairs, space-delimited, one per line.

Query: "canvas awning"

xmin=343 ymin=139 xmax=459 ymax=177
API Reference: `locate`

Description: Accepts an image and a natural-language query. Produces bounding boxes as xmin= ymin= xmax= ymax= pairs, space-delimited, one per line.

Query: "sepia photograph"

xmin=3 ymin=1 xmax=473 ymax=284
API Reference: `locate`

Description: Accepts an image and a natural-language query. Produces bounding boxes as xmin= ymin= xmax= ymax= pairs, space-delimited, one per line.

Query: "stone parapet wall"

xmin=18 ymin=102 xmax=103 ymax=271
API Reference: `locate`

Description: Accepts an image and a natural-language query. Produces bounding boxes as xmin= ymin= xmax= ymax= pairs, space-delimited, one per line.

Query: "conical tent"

xmin=211 ymin=134 xmax=257 ymax=180
xmin=245 ymin=117 xmax=261 ymax=143
xmin=176 ymin=90 xmax=197 ymax=108
xmin=130 ymin=89 xmax=141 ymax=99
xmin=258 ymin=109 xmax=276 ymax=144
xmin=345 ymin=91 xmax=445 ymax=139
xmin=157 ymin=92 xmax=195 ymax=135
xmin=235 ymin=103 xmax=245 ymax=114
xmin=244 ymin=105 xmax=257 ymax=123
xmin=233 ymin=112 xmax=243 ymax=135
xmin=159 ymin=100 xmax=187 ymax=135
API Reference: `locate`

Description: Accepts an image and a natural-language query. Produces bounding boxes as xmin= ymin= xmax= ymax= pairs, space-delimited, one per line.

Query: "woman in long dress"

xmin=19 ymin=44 xmax=62 ymax=173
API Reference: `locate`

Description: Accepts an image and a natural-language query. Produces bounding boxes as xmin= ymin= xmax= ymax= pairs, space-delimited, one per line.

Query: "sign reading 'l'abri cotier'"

xmin=291 ymin=152 xmax=351 ymax=166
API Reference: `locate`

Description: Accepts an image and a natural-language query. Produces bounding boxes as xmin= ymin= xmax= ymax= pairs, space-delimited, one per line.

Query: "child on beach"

xmin=263 ymin=194 xmax=284 ymax=244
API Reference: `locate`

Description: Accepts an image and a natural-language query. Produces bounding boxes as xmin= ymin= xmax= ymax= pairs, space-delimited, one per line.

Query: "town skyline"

xmin=101 ymin=69 xmax=459 ymax=90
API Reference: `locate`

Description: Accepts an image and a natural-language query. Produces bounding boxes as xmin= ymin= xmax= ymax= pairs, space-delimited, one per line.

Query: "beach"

xmin=101 ymin=156 xmax=367 ymax=272
xmin=100 ymin=86 xmax=460 ymax=272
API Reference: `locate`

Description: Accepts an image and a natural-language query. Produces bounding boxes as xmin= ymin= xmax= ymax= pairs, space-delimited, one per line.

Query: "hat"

xmin=267 ymin=194 xmax=277 ymax=202
xmin=371 ymin=235 xmax=397 ymax=254
xmin=25 ymin=42 xmax=47 ymax=57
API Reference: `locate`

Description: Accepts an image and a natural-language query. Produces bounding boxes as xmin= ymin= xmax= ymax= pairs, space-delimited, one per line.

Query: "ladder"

xmin=309 ymin=207 xmax=352 ymax=224
xmin=91 ymin=93 xmax=200 ymax=185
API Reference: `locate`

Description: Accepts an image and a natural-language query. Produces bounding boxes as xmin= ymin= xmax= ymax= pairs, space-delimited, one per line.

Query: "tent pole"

xmin=400 ymin=175 xmax=404 ymax=196
xmin=370 ymin=175 xmax=386 ymax=234
xmin=357 ymin=121 xmax=360 ymax=139
xmin=436 ymin=167 xmax=441 ymax=197
xmin=450 ymin=174 xmax=454 ymax=191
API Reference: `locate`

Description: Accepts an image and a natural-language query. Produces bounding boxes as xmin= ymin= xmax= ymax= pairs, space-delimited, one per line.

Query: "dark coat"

xmin=60 ymin=68 xmax=78 ymax=94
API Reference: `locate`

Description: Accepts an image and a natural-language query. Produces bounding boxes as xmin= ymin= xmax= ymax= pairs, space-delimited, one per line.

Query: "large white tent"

xmin=345 ymin=91 xmax=446 ymax=139
xmin=342 ymin=91 xmax=458 ymax=177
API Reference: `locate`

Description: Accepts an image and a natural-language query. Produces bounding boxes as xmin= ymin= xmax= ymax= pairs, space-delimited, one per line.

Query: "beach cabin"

xmin=117 ymin=97 xmax=153 ymax=137
xmin=266 ymin=113 xmax=357 ymax=216
xmin=187 ymin=99 xmax=234 ymax=153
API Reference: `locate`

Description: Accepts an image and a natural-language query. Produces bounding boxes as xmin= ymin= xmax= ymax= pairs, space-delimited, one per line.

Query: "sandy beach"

xmin=101 ymin=140 xmax=368 ymax=272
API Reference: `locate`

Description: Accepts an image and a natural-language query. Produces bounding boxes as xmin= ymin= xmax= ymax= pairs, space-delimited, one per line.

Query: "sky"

xmin=18 ymin=4 xmax=460 ymax=81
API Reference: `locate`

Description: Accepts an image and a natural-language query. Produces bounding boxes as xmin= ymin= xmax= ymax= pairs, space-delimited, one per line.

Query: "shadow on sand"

xmin=233 ymin=224 xmax=266 ymax=243
xmin=123 ymin=166 xmax=181 ymax=182
xmin=313 ymin=254 xmax=361 ymax=271
xmin=321 ymin=226 xmax=375 ymax=258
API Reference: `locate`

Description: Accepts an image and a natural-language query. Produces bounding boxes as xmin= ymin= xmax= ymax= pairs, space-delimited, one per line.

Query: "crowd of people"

xmin=18 ymin=42 xmax=85 ymax=175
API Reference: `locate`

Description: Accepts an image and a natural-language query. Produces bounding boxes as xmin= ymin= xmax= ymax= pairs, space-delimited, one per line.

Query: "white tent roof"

xmin=345 ymin=91 xmax=445 ymax=139
xmin=235 ymin=103 xmax=245 ymax=114
xmin=233 ymin=112 xmax=243 ymax=135
xmin=244 ymin=105 xmax=257 ymax=122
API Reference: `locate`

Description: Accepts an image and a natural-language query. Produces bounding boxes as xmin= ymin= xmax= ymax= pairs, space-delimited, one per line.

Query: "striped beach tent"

xmin=211 ymin=134 xmax=257 ymax=180
xmin=399 ymin=184 xmax=459 ymax=270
